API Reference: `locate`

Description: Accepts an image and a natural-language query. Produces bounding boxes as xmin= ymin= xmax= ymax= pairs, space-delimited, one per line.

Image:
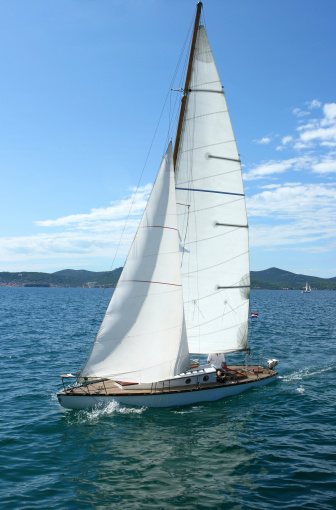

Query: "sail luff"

xmin=173 ymin=2 xmax=203 ymax=168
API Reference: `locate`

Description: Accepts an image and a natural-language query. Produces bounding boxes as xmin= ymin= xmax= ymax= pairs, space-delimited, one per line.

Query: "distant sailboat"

xmin=302 ymin=281 xmax=311 ymax=293
xmin=57 ymin=2 xmax=278 ymax=409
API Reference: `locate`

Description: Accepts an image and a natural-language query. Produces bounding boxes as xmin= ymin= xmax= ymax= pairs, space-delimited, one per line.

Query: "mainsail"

xmin=81 ymin=143 xmax=190 ymax=383
xmin=174 ymin=26 xmax=250 ymax=354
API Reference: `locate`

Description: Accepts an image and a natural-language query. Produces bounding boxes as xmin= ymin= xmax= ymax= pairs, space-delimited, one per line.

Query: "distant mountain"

xmin=0 ymin=268 xmax=123 ymax=288
xmin=0 ymin=266 xmax=335 ymax=290
xmin=250 ymin=267 xmax=336 ymax=290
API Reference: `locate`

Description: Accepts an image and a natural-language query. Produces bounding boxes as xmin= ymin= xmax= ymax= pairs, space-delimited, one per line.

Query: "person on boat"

xmin=207 ymin=353 xmax=227 ymax=376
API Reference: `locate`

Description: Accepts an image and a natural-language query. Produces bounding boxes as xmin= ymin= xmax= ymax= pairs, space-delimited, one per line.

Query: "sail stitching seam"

xmin=185 ymin=109 xmax=228 ymax=121
xmin=182 ymin=250 xmax=249 ymax=275
xmin=180 ymin=139 xmax=236 ymax=153
xmin=121 ymin=279 xmax=182 ymax=287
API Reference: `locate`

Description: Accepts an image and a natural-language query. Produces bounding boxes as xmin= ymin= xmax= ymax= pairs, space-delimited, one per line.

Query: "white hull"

xmin=58 ymin=372 xmax=277 ymax=409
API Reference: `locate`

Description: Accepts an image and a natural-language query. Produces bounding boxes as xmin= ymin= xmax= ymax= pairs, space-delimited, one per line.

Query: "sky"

xmin=1 ymin=0 xmax=336 ymax=277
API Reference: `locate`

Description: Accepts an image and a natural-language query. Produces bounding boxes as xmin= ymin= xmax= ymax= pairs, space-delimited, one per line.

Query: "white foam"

xmin=280 ymin=366 xmax=333 ymax=382
xmin=84 ymin=400 xmax=145 ymax=420
xmin=296 ymin=386 xmax=305 ymax=394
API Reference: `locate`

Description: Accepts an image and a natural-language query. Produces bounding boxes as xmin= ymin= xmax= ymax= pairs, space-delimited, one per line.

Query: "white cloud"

xmin=306 ymin=99 xmax=322 ymax=110
xmin=243 ymin=156 xmax=311 ymax=181
xmin=297 ymin=103 xmax=336 ymax=145
xmin=253 ymin=137 xmax=271 ymax=144
xmin=1 ymin=185 xmax=152 ymax=267
xmin=312 ymin=154 xmax=336 ymax=174
xmin=36 ymin=185 xmax=152 ymax=229
xmin=247 ymin=183 xmax=336 ymax=249
xmin=293 ymin=107 xmax=310 ymax=117
xmin=322 ymin=103 xmax=336 ymax=125
xmin=282 ymin=136 xmax=293 ymax=145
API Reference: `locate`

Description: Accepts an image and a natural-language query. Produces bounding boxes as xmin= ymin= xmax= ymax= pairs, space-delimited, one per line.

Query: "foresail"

xmin=175 ymin=26 xmax=250 ymax=354
xmin=81 ymin=143 xmax=190 ymax=383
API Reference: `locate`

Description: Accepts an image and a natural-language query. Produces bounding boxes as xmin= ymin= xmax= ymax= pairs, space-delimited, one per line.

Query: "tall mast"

xmin=173 ymin=1 xmax=202 ymax=168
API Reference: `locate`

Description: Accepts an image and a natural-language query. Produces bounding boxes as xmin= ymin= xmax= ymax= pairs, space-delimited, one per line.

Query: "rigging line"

xmin=189 ymin=319 xmax=248 ymax=336
xmin=82 ymin=34 xmax=192 ymax=357
xmin=191 ymin=53 xmax=202 ymax=356
xmin=177 ymin=196 xmax=244 ymax=216
xmin=185 ymin=109 xmax=229 ymax=122
xmin=184 ymin=250 xmax=249 ymax=275
xmin=183 ymin=228 xmax=248 ymax=247
xmin=192 ymin=299 xmax=205 ymax=318
xmin=189 ymin=301 xmax=248 ymax=329
xmin=180 ymin=139 xmax=236 ymax=154
xmin=184 ymin=278 xmax=250 ymax=304
xmin=166 ymin=13 xmax=194 ymax=148
xmin=178 ymin=167 xmax=241 ymax=186
xmin=107 ymin=14 xmax=195 ymax=276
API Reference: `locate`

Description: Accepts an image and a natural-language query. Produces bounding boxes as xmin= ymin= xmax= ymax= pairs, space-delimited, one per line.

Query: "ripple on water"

xmin=1 ymin=288 xmax=336 ymax=509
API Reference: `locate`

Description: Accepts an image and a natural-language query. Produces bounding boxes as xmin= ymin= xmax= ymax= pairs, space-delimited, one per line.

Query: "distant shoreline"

xmin=1 ymin=267 xmax=335 ymax=291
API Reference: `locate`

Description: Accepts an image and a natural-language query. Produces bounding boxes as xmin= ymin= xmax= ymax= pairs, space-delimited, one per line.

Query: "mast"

xmin=173 ymin=1 xmax=202 ymax=168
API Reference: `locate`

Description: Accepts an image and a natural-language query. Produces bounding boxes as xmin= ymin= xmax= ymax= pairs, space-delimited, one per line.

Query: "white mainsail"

xmin=175 ymin=26 xmax=250 ymax=354
xmin=81 ymin=143 xmax=190 ymax=383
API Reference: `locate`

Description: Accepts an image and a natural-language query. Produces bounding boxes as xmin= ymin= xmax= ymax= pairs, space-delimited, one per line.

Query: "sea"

xmin=1 ymin=287 xmax=335 ymax=510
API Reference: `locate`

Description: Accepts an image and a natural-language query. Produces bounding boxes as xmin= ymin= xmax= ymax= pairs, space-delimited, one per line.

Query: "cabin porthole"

xmin=185 ymin=378 xmax=191 ymax=384
xmin=203 ymin=375 xmax=209 ymax=382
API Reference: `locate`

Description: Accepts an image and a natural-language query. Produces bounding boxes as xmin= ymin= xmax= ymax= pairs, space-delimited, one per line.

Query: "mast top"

xmin=173 ymin=1 xmax=203 ymax=167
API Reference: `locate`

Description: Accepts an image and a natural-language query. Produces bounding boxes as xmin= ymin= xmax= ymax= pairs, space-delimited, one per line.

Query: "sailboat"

xmin=57 ymin=2 xmax=278 ymax=410
xmin=302 ymin=281 xmax=311 ymax=293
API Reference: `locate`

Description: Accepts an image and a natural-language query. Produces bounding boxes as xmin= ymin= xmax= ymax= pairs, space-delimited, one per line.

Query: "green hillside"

xmin=0 ymin=268 xmax=122 ymax=288
xmin=250 ymin=267 xmax=336 ymax=290
xmin=0 ymin=267 xmax=335 ymax=290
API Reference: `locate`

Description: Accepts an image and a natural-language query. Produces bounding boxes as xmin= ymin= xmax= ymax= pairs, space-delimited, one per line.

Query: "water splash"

xmin=279 ymin=365 xmax=334 ymax=381
xmin=81 ymin=401 xmax=146 ymax=421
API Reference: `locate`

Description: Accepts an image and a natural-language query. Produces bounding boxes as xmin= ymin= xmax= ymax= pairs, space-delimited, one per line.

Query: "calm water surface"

xmin=1 ymin=288 xmax=335 ymax=509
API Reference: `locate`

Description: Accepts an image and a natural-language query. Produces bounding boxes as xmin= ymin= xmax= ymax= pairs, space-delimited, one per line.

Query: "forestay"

xmin=81 ymin=143 xmax=190 ymax=383
xmin=175 ymin=26 xmax=250 ymax=354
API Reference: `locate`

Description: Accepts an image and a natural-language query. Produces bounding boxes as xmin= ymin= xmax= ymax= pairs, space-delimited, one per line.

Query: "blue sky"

xmin=1 ymin=0 xmax=336 ymax=277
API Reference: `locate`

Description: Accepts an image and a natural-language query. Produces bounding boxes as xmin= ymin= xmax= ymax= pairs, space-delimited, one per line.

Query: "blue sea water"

xmin=1 ymin=287 xmax=335 ymax=509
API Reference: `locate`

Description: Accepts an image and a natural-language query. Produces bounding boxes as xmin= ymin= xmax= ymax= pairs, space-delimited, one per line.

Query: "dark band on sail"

xmin=215 ymin=222 xmax=248 ymax=228
xmin=217 ymin=285 xmax=250 ymax=290
xmin=121 ymin=280 xmax=182 ymax=287
xmin=207 ymin=154 xmax=241 ymax=163
xmin=188 ymin=88 xmax=224 ymax=94
xmin=176 ymin=187 xmax=245 ymax=197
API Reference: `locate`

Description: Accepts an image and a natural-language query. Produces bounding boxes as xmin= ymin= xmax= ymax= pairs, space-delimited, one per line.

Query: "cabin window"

xmin=185 ymin=378 xmax=191 ymax=384
xmin=203 ymin=375 xmax=209 ymax=382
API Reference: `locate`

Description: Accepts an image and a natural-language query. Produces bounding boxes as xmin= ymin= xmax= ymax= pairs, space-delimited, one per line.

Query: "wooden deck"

xmin=59 ymin=365 xmax=277 ymax=397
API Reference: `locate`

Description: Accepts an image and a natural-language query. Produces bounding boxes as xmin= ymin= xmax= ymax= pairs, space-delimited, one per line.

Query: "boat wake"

xmin=279 ymin=365 xmax=334 ymax=382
